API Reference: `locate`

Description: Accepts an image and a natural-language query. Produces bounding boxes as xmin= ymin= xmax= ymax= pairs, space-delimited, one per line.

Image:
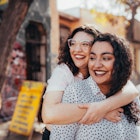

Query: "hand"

xmin=78 ymin=102 xmax=107 ymax=124
xmin=104 ymin=108 xmax=123 ymax=123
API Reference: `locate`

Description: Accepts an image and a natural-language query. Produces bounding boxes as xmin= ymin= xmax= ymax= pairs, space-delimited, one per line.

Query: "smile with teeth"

xmin=94 ymin=70 xmax=106 ymax=76
xmin=75 ymin=55 xmax=85 ymax=59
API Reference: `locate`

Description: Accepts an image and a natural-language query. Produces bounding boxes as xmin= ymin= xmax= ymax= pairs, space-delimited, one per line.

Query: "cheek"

xmin=86 ymin=48 xmax=91 ymax=55
xmin=108 ymin=62 xmax=114 ymax=75
xmin=85 ymin=50 xmax=91 ymax=61
xmin=88 ymin=61 xmax=94 ymax=71
xmin=70 ymin=49 xmax=73 ymax=57
xmin=86 ymin=55 xmax=90 ymax=61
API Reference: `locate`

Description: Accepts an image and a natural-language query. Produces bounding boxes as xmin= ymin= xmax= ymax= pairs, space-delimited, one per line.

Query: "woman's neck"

xmin=98 ymin=84 xmax=111 ymax=95
xmin=79 ymin=68 xmax=89 ymax=79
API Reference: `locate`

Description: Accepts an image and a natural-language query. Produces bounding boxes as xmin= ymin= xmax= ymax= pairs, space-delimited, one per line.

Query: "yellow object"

xmin=9 ymin=80 xmax=46 ymax=136
xmin=0 ymin=0 xmax=8 ymax=5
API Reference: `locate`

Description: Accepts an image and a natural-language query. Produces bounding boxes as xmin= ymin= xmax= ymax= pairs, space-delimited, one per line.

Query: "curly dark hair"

xmin=58 ymin=25 xmax=100 ymax=76
xmin=93 ymin=33 xmax=139 ymax=124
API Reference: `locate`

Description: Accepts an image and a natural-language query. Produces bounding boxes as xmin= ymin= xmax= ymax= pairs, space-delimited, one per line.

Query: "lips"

xmin=74 ymin=54 xmax=85 ymax=59
xmin=94 ymin=70 xmax=106 ymax=76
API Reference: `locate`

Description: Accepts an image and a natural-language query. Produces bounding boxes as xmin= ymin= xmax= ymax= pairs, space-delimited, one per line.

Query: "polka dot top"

xmin=50 ymin=77 xmax=139 ymax=140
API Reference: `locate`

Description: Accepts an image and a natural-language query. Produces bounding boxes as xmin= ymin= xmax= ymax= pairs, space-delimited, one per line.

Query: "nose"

xmin=94 ymin=59 xmax=103 ymax=68
xmin=73 ymin=43 xmax=82 ymax=51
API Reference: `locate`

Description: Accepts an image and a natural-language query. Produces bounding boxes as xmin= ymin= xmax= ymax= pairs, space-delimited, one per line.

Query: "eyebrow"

xmin=90 ymin=52 xmax=114 ymax=55
xmin=71 ymin=39 xmax=93 ymax=42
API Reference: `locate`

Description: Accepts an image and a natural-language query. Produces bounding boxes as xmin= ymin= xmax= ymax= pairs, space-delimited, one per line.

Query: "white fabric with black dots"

xmin=50 ymin=77 xmax=139 ymax=140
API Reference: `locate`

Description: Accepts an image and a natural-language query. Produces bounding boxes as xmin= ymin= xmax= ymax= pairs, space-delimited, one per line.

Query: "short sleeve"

xmin=45 ymin=64 xmax=74 ymax=92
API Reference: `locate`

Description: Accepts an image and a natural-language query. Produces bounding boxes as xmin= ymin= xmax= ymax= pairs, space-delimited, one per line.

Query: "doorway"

xmin=25 ymin=21 xmax=47 ymax=82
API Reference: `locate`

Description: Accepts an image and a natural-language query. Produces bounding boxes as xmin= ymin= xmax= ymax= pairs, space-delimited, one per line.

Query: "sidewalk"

xmin=0 ymin=121 xmax=45 ymax=140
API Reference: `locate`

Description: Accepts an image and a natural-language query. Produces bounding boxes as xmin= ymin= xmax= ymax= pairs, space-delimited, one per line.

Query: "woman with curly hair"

xmin=41 ymin=26 xmax=139 ymax=140
xmin=49 ymin=33 xmax=140 ymax=140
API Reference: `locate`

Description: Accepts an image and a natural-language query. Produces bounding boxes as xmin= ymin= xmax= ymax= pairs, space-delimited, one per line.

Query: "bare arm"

xmin=78 ymin=80 xmax=139 ymax=124
xmin=42 ymin=80 xmax=138 ymax=125
xmin=97 ymin=80 xmax=138 ymax=112
xmin=42 ymin=91 xmax=86 ymax=124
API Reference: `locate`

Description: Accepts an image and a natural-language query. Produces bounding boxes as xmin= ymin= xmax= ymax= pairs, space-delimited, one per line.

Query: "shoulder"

xmin=64 ymin=77 xmax=101 ymax=101
xmin=46 ymin=64 xmax=74 ymax=92
xmin=50 ymin=63 xmax=73 ymax=78
xmin=53 ymin=64 xmax=72 ymax=75
xmin=65 ymin=79 xmax=88 ymax=94
xmin=62 ymin=80 xmax=86 ymax=103
xmin=66 ymin=77 xmax=97 ymax=90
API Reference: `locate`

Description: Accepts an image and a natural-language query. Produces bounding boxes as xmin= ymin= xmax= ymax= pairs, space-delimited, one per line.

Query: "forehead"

xmin=73 ymin=31 xmax=94 ymax=41
xmin=91 ymin=41 xmax=113 ymax=54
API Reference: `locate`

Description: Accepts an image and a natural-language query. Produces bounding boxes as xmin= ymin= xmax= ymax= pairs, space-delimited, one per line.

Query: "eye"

xmin=102 ymin=57 xmax=112 ymax=61
xmin=81 ymin=41 xmax=89 ymax=47
xmin=71 ymin=41 xmax=76 ymax=46
xmin=89 ymin=56 xmax=96 ymax=60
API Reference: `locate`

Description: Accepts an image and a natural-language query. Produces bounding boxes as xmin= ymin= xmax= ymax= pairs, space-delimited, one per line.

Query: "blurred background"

xmin=0 ymin=0 xmax=140 ymax=139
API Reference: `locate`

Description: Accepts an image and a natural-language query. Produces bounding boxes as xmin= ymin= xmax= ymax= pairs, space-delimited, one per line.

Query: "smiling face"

xmin=70 ymin=31 xmax=94 ymax=74
xmin=88 ymin=41 xmax=115 ymax=91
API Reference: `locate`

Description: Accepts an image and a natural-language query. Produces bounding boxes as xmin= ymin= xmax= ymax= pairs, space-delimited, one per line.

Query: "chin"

xmin=93 ymin=78 xmax=106 ymax=85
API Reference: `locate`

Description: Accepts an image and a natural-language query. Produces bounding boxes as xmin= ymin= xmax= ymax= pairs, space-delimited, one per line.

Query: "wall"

xmin=49 ymin=0 xmax=59 ymax=71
